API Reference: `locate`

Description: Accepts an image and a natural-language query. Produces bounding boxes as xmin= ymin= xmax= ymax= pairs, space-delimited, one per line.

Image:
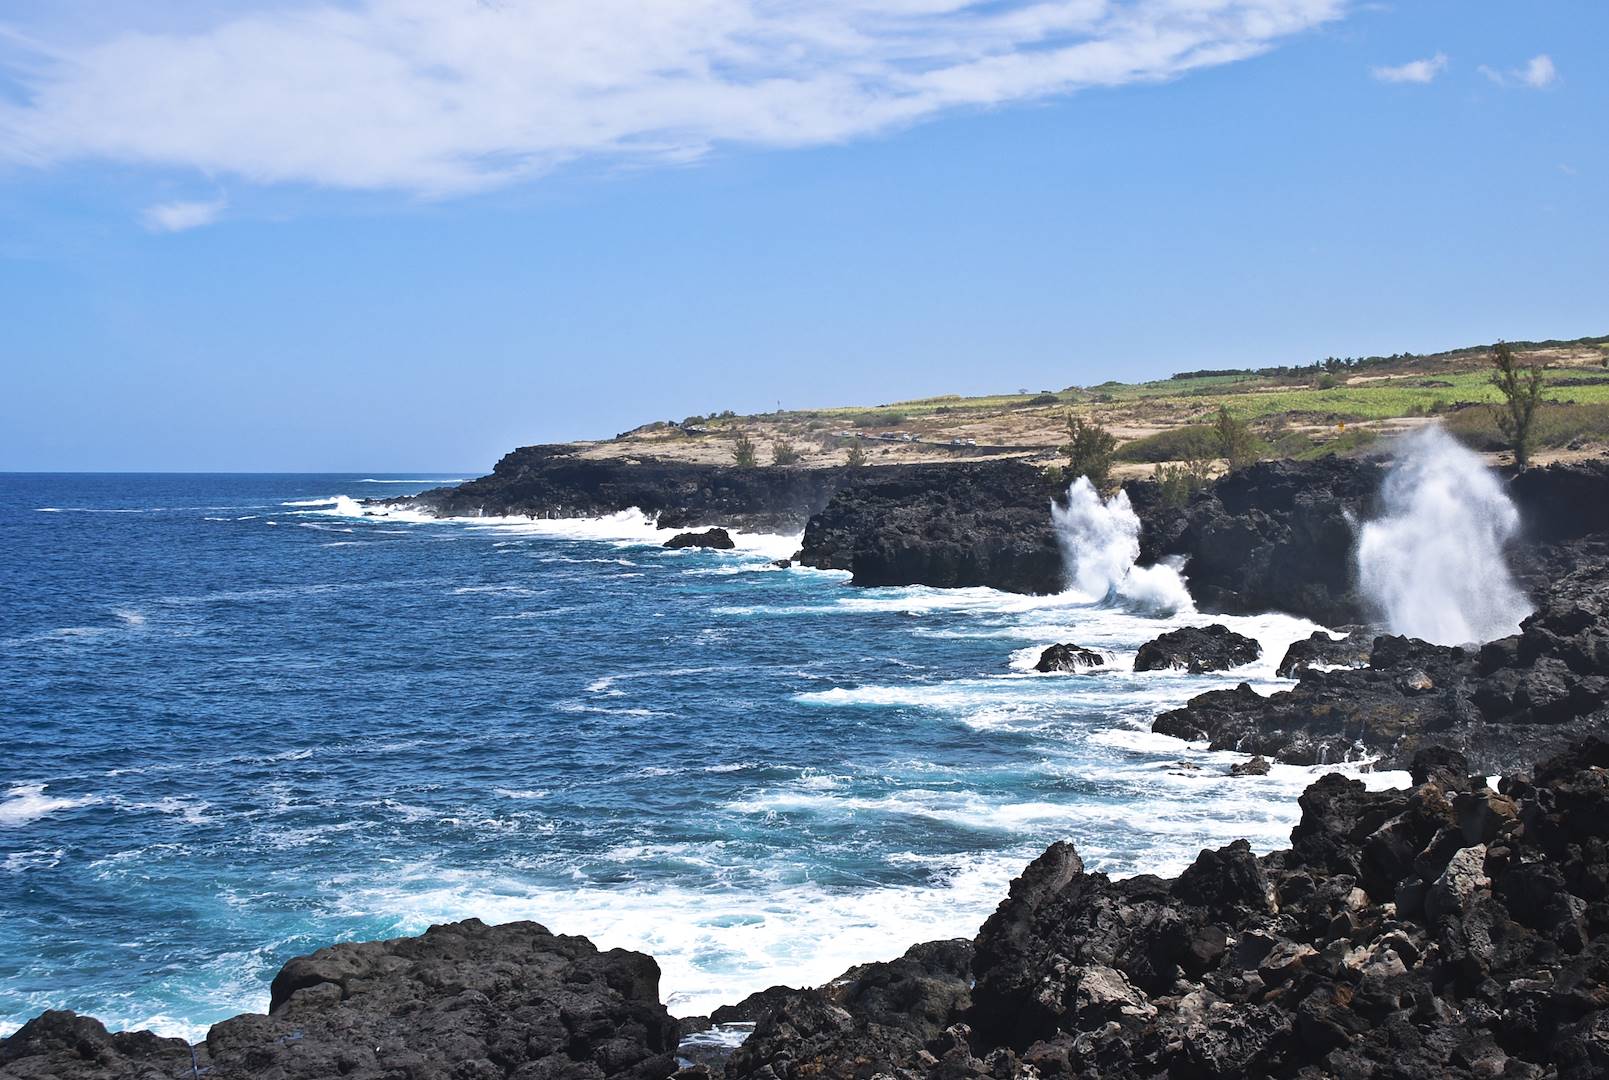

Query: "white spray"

xmin=1355 ymin=426 xmax=1532 ymax=645
xmin=1051 ymin=478 xmax=1194 ymax=613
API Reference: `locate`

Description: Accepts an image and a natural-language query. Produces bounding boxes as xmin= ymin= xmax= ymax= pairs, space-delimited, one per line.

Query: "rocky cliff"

xmin=398 ymin=445 xmax=851 ymax=533
xmin=793 ymin=461 xmax=1063 ymax=594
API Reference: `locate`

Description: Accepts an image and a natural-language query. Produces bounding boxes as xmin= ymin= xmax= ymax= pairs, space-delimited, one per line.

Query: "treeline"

xmin=1169 ymin=335 xmax=1609 ymax=383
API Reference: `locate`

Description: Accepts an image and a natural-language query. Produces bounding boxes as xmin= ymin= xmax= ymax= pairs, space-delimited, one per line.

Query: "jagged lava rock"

xmin=663 ymin=528 xmax=736 ymax=550
xmin=1277 ymin=627 xmax=1374 ymax=678
xmin=1034 ymin=643 xmax=1108 ymax=673
xmin=2 ymin=919 xmax=681 ymax=1080
xmin=1134 ymin=624 xmax=1262 ymax=674
xmin=795 ymin=461 xmax=1063 ymax=594
xmin=713 ymin=738 xmax=1609 ymax=1080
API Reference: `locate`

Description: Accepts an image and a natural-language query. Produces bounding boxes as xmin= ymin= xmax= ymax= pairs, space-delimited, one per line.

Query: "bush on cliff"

xmin=1063 ymin=412 xmax=1117 ymax=490
xmin=732 ymin=432 xmax=759 ymax=467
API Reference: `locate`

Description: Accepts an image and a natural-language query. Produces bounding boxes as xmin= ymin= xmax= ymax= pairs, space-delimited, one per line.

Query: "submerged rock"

xmin=1034 ymin=643 xmax=1108 ymax=673
xmin=1134 ymin=624 xmax=1262 ymax=673
xmin=664 ymin=527 xmax=736 ymax=550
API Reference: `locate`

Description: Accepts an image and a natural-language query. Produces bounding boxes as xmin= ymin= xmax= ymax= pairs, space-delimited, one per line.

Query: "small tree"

xmin=732 ymin=432 xmax=758 ymax=467
xmin=1153 ymin=457 xmax=1213 ymax=509
xmin=1063 ymin=412 xmax=1117 ymax=489
xmin=1489 ymin=341 xmax=1545 ymax=467
xmin=1214 ymin=406 xmax=1258 ymax=471
xmin=770 ymin=439 xmax=802 ymax=466
xmin=845 ymin=439 xmax=868 ymax=467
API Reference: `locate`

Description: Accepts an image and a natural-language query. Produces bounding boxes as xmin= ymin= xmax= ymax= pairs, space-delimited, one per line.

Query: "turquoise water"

xmin=0 ymin=473 xmax=1400 ymax=1040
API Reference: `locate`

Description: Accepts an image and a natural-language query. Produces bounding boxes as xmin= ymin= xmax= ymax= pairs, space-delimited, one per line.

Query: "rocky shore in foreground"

xmin=8 ymin=739 xmax=1607 ymax=1079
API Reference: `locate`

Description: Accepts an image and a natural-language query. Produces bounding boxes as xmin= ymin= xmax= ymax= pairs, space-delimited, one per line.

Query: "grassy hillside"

xmin=592 ymin=335 xmax=1609 ymax=472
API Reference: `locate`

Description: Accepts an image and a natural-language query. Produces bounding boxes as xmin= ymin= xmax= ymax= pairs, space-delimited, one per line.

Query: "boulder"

xmin=1134 ymin=624 xmax=1262 ymax=674
xmin=0 ymin=920 xmax=681 ymax=1080
xmin=1034 ymin=643 xmax=1108 ymax=673
xmin=663 ymin=528 xmax=736 ymax=550
xmin=1277 ymin=628 xmax=1374 ymax=678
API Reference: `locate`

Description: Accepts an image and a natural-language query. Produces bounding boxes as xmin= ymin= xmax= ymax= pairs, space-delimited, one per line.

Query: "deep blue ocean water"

xmin=0 ymin=473 xmax=1403 ymax=1040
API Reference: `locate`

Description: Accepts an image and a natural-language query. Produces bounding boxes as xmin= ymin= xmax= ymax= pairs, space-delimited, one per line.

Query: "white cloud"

xmin=1371 ymin=52 xmax=1447 ymax=84
xmin=141 ymin=197 xmax=226 ymax=232
xmin=1480 ymin=53 xmax=1558 ymax=89
xmin=1520 ymin=54 xmax=1557 ymax=88
xmin=0 ymin=0 xmax=1347 ymax=196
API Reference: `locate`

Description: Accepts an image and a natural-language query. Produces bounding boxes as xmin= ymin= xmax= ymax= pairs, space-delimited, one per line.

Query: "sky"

xmin=1 ymin=0 xmax=1605 ymax=472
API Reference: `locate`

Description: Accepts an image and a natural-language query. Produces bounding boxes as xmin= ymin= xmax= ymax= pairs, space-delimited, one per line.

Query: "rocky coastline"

xmin=14 ymin=448 xmax=1609 ymax=1078
xmin=9 ymin=739 xmax=1607 ymax=1079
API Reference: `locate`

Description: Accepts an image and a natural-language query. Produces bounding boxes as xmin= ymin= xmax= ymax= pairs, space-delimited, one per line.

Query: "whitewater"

xmin=0 ymin=472 xmax=1408 ymax=1043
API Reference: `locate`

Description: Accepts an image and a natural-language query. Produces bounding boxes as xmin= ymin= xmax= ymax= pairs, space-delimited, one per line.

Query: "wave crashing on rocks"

xmin=1356 ymin=426 xmax=1532 ymax=645
xmin=1052 ymin=478 xmax=1193 ymax=614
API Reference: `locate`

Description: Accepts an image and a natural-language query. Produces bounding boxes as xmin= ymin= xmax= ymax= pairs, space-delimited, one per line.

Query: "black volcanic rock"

xmin=722 ymin=940 xmax=974 ymax=1080
xmin=717 ymin=739 xmax=1609 ymax=1080
xmin=1130 ymin=457 xmax=1386 ymax=624
xmin=1034 ymin=643 xmax=1108 ymax=673
xmin=663 ymin=528 xmax=736 ymax=550
xmin=0 ymin=919 xmax=681 ymax=1080
xmin=796 ymin=461 xmax=1063 ymax=594
xmin=398 ymin=445 xmax=849 ymax=532
xmin=1276 ymin=627 xmax=1374 ymax=677
xmin=0 ymin=1011 xmax=195 ymax=1080
xmin=1134 ymin=624 xmax=1262 ymax=673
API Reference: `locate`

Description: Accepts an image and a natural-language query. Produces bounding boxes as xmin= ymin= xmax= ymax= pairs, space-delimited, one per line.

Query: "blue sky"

xmin=2 ymin=0 xmax=1604 ymax=472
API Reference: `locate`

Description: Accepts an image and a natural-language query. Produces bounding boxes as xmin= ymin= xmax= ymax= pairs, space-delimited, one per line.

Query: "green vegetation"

xmin=770 ymin=439 xmax=803 ymax=466
xmin=1444 ymin=402 xmax=1609 ymax=453
xmin=1214 ymin=406 xmax=1259 ymax=471
xmin=1153 ymin=458 xmax=1214 ymax=508
xmin=1489 ymin=341 xmax=1546 ymax=466
xmin=732 ymin=431 xmax=758 ymax=467
xmin=1115 ymin=425 xmax=1220 ymax=463
xmin=1063 ymin=413 xmax=1117 ymax=489
xmin=845 ymin=440 xmax=868 ymax=467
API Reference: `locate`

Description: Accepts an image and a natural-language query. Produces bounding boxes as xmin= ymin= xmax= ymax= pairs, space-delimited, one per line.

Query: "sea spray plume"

xmin=1355 ymin=426 xmax=1532 ymax=645
xmin=1051 ymin=478 xmax=1193 ymax=612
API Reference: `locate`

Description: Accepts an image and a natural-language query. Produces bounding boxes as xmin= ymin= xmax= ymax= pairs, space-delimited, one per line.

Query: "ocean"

xmin=0 ymin=472 xmax=1404 ymax=1041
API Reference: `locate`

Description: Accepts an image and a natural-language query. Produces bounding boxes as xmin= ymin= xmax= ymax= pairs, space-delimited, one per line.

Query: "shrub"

xmin=852 ymin=410 xmax=909 ymax=428
xmin=1444 ymin=401 xmax=1609 ymax=452
xmin=1317 ymin=373 xmax=1339 ymax=390
xmin=1026 ymin=392 xmax=1061 ymax=406
xmin=845 ymin=440 xmax=868 ymax=467
xmin=732 ymin=432 xmax=758 ymax=467
xmin=1489 ymin=341 xmax=1546 ymax=466
xmin=1153 ymin=459 xmax=1213 ymax=508
xmin=1063 ymin=412 xmax=1117 ymax=489
xmin=1115 ymin=425 xmax=1220 ymax=463
xmin=770 ymin=440 xmax=802 ymax=466
xmin=1214 ymin=406 xmax=1260 ymax=471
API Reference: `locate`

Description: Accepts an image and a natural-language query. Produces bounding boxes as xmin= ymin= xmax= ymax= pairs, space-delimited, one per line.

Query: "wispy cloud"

xmin=1479 ymin=53 xmax=1558 ymax=89
xmin=0 ymin=0 xmax=1348 ymax=197
xmin=141 ymin=197 xmax=226 ymax=232
xmin=1371 ymin=53 xmax=1448 ymax=84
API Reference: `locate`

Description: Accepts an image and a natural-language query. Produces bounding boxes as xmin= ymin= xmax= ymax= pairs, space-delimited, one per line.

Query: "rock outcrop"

xmin=398 ymin=445 xmax=850 ymax=533
xmin=1130 ymin=457 xmax=1386 ymax=625
xmin=795 ymin=462 xmax=1063 ymax=594
xmin=1035 ymin=644 xmax=1109 ymax=674
xmin=714 ymin=739 xmax=1609 ymax=1080
xmin=1276 ymin=628 xmax=1373 ymax=678
xmin=2 ymin=920 xmax=679 ymax=1080
xmin=664 ymin=528 xmax=736 ymax=550
xmin=1150 ymin=542 xmax=1609 ymax=773
xmin=1134 ymin=625 xmax=1263 ymax=674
